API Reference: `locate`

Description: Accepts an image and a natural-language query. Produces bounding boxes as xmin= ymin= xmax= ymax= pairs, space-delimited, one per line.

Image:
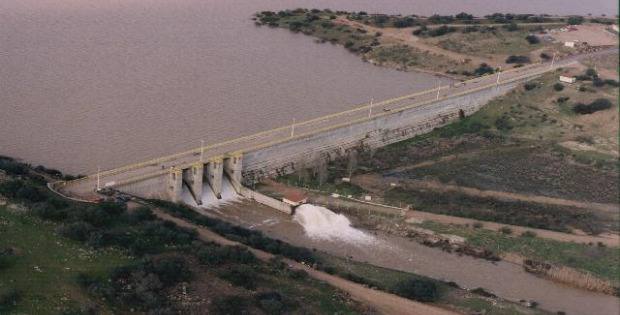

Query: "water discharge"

xmin=293 ymin=204 xmax=376 ymax=245
xmin=182 ymin=176 xmax=241 ymax=208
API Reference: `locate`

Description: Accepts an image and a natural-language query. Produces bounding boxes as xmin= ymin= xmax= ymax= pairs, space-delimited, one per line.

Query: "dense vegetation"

xmin=0 ymin=157 xmax=361 ymax=314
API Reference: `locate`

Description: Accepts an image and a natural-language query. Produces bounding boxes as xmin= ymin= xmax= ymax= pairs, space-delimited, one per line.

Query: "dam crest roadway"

xmin=51 ymin=50 xmax=611 ymax=212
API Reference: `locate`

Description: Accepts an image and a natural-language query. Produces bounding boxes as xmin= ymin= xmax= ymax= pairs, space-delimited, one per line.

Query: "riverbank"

xmin=254 ymin=9 xmax=617 ymax=79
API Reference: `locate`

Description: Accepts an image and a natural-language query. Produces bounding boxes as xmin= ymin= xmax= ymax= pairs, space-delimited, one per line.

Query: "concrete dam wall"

xmin=240 ymin=82 xmax=519 ymax=185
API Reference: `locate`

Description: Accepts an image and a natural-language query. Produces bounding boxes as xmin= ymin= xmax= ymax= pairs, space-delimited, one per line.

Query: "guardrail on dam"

xmin=53 ymin=55 xmax=585 ymax=210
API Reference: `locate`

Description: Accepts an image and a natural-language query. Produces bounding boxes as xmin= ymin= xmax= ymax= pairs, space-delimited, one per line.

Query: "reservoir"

xmin=1 ymin=0 xmax=617 ymax=174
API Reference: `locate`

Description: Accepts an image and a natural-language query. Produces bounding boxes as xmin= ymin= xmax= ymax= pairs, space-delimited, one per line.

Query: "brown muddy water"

xmin=1 ymin=0 xmax=617 ymax=174
xmin=206 ymin=200 xmax=620 ymax=315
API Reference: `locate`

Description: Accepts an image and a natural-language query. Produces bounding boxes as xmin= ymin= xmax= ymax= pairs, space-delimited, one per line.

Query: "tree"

xmin=567 ymin=16 xmax=584 ymax=25
xmin=316 ymin=157 xmax=328 ymax=188
xmin=346 ymin=150 xmax=358 ymax=178
xmin=525 ymin=35 xmax=540 ymax=44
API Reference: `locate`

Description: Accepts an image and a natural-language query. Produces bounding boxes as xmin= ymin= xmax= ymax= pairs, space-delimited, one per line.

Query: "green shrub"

xmin=428 ymin=25 xmax=457 ymax=37
xmin=474 ymin=63 xmax=495 ymax=76
xmin=573 ymin=98 xmax=612 ymax=114
xmin=210 ymin=295 xmax=249 ymax=315
xmin=524 ymin=82 xmax=537 ymax=90
xmin=0 ymin=289 xmax=21 ymax=312
xmin=256 ymin=291 xmax=285 ymax=314
xmin=567 ymin=16 xmax=584 ymax=25
xmin=392 ymin=279 xmax=439 ymax=302
xmin=197 ymin=244 xmax=257 ymax=266
xmin=499 ymin=226 xmax=513 ymax=234
xmin=504 ymin=22 xmax=519 ymax=31
xmin=585 ymin=68 xmax=598 ymax=77
xmin=506 ymin=55 xmax=531 ymax=64
xmin=553 ymin=83 xmax=564 ymax=91
xmin=525 ymin=35 xmax=540 ymax=44
xmin=220 ymin=265 xmax=258 ymax=289
xmin=521 ymin=230 xmax=537 ymax=238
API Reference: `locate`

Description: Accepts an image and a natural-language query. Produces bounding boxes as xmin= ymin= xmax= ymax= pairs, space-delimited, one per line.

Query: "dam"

xmin=52 ymin=54 xmax=590 ymax=211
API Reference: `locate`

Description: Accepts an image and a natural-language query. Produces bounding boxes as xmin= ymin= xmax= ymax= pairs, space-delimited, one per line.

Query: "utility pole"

xmin=96 ymin=166 xmax=101 ymax=191
xmin=200 ymin=140 xmax=205 ymax=163
xmin=436 ymin=81 xmax=441 ymax=100
xmin=290 ymin=118 xmax=296 ymax=138
xmin=550 ymin=52 xmax=557 ymax=69
xmin=368 ymin=98 xmax=374 ymax=118
xmin=496 ymin=67 xmax=502 ymax=86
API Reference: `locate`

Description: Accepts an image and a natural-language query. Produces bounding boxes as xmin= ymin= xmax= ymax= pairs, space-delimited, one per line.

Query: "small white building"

xmin=564 ymin=41 xmax=576 ymax=48
xmin=612 ymin=25 xmax=619 ymax=33
xmin=559 ymin=75 xmax=576 ymax=84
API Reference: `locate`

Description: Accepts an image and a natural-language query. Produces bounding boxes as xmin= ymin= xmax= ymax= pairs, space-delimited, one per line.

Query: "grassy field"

xmin=422 ymin=27 xmax=553 ymax=56
xmin=417 ymin=220 xmax=620 ymax=283
xmin=0 ymin=206 xmax=129 ymax=314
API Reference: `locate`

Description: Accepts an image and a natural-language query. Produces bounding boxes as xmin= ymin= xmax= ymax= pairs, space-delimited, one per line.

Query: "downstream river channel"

xmin=213 ymin=201 xmax=620 ymax=315
xmin=1 ymin=0 xmax=617 ymax=174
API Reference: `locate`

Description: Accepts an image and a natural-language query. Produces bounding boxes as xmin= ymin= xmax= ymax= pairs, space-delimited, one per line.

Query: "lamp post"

xmin=290 ymin=118 xmax=296 ymax=138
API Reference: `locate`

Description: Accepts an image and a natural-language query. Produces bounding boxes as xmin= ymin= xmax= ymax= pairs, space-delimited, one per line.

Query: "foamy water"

xmin=182 ymin=176 xmax=241 ymax=208
xmin=293 ymin=204 xmax=376 ymax=245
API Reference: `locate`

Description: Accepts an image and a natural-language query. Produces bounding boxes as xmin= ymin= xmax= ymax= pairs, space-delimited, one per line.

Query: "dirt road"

xmin=354 ymin=174 xmax=620 ymax=214
xmin=152 ymin=209 xmax=459 ymax=315
xmin=336 ymin=17 xmax=495 ymax=67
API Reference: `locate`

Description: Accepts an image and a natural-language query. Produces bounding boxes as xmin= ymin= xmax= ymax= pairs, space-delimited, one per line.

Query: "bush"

xmin=474 ymin=63 xmax=495 ymax=76
xmin=499 ymin=226 xmax=513 ymax=234
xmin=592 ymin=77 xmax=605 ymax=87
xmin=220 ymin=265 xmax=258 ymax=289
xmin=525 ymin=35 xmax=540 ymax=44
xmin=506 ymin=55 xmax=531 ymax=64
xmin=472 ymin=222 xmax=483 ymax=229
xmin=197 ymin=244 xmax=257 ymax=266
xmin=393 ymin=17 xmax=416 ymax=28
xmin=210 ymin=295 xmax=248 ymax=315
xmin=553 ymin=83 xmax=564 ymax=91
xmin=567 ymin=16 xmax=584 ymax=25
xmin=31 ymin=203 xmax=69 ymax=221
xmin=494 ymin=116 xmax=513 ymax=131
xmin=556 ymin=96 xmax=570 ymax=103
xmin=393 ymin=279 xmax=439 ymax=302
xmin=585 ymin=68 xmax=597 ymax=77
xmin=256 ymin=292 xmax=285 ymax=314
xmin=0 ymin=289 xmax=21 ymax=312
xmin=604 ymin=79 xmax=619 ymax=87
xmin=521 ymin=230 xmax=537 ymax=238
xmin=58 ymin=221 xmax=95 ymax=242
xmin=428 ymin=25 xmax=456 ymax=37
xmin=148 ymin=256 xmax=192 ymax=286
xmin=524 ymin=82 xmax=537 ymax=90
xmin=573 ymin=98 xmax=612 ymax=114
xmin=0 ymin=159 xmax=28 ymax=176
xmin=504 ymin=22 xmax=519 ymax=31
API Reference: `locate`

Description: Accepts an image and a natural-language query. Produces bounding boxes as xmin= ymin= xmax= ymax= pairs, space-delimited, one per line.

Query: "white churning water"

xmin=182 ymin=176 xmax=241 ymax=208
xmin=293 ymin=204 xmax=376 ymax=245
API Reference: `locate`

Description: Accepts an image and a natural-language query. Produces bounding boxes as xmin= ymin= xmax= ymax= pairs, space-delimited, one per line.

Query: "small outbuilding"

xmin=282 ymin=191 xmax=307 ymax=207
xmin=564 ymin=41 xmax=576 ymax=48
xmin=559 ymin=75 xmax=576 ymax=84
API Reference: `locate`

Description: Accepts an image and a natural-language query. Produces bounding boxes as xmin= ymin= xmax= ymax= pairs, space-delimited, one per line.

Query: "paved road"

xmin=56 ymin=49 xmax=615 ymax=201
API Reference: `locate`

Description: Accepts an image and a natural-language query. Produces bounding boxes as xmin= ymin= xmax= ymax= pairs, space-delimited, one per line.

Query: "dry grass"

xmin=545 ymin=265 xmax=616 ymax=295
